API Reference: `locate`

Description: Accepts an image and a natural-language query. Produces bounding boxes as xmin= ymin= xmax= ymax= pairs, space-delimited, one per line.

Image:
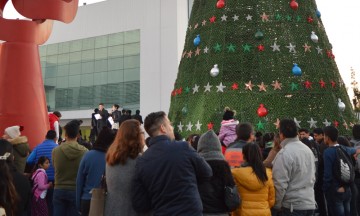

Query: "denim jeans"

xmin=53 ymin=189 xmax=79 ymax=216
xmin=281 ymin=208 xmax=314 ymax=216
xmin=325 ymin=186 xmax=351 ymax=216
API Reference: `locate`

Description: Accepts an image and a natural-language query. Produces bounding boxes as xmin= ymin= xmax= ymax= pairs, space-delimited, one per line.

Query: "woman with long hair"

xmin=104 ymin=120 xmax=146 ymax=216
xmin=76 ymin=127 xmax=116 ymax=216
xmin=231 ymin=143 xmax=275 ymax=216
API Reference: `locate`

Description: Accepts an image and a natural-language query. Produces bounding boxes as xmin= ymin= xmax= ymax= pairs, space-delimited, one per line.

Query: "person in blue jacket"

xmin=132 ymin=111 xmax=213 ymax=215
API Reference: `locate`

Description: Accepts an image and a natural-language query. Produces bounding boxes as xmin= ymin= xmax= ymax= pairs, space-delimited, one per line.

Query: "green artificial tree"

xmin=169 ymin=0 xmax=357 ymax=136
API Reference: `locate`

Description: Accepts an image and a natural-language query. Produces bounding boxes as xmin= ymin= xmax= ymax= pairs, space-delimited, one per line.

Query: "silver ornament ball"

xmin=210 ymin=64 xmax=219 ymax=77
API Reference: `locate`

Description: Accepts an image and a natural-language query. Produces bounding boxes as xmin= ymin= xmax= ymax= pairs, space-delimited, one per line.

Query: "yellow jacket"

xmin=231 ymin=167 xmax=275 ymax=216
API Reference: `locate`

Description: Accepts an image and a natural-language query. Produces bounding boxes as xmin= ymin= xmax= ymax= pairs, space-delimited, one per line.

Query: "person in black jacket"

xmin=197 ymin=130 xmax=236 ymax=215
xmin=89 ymin=108 xmax=99 ymax=144
xmin=97 ymin=103 xmax=109 ymax=134
xmin=132 ymin=111 xmax=213 ymax=215
xmin=111 ymin=104 xmax=121 ymax=131
xmin=132 ymin=110 xmax=143 ymax=124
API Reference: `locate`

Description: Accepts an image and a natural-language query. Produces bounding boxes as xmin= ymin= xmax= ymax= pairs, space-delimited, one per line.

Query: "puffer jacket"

xmin=231 ymin=167 xmax=275 ymax=216
xmin=9 ymin=136 xmax=30 ymax=173
xmin=218 ymin=119 xmax=239 ymax=146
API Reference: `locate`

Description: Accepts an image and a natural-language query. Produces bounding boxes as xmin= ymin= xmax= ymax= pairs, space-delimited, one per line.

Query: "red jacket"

xmin=48 ymin=113 xmax=59 ymax=131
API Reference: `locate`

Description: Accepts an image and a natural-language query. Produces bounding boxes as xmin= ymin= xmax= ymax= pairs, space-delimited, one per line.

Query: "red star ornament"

xmin=207 ymin=122 xmax=214 ymax=130
xmin=319 ymin=79 xmax=326 ymax=88
xmin=231 ymin=83 xmax=239 ymax=90
xmin=331 ymin=81 xmax=336 ymax=88
xmin=257 ymin=44 xmax=265 ymax=51
xmin=209 ymin=16 xmax=216 ymax=23
xmin=171 ymin=89 xmax=177 ymax=96
xmin=304 ymin=80 xmax=312 ymax=89
xmin=333 ymin=120 xmax=339 ymax=127
xmin=327 ymin=50 xmax=335 ymax=59
xmin=260 ymin=12 xmax=269 ymax=22
xmin=307 ymin=16 xmax=314 ymax=23
xmin=176 ymin=87 xmax=183 ymax=95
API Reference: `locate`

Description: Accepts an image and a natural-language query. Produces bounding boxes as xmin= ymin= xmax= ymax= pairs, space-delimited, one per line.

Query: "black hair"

xmin=279 ymin=119 xmax=298 ymax=138
xmin=144 ymin=111 xmax=167 ymax=137
xmin=223 ymin=109 xmax=235 ymax=120
xmin=122 ymin=109 xmax=126 ymax=114
xmin=53 ymin=111 xmax=62 ymax=118
xmin=262 ymin=132 xmax=274 ymax=146
xmin=235 ymin=123 xmax=253 ymax=141
xmin=113 ymin=104 xmax=119 ymax=109
xmin=46 ymin=130 xmax=57 ymax=140
xmin=337 ymin=136 xmax=351 ymax=147
xmin=145 ymin=137 xmax=151 ymax=148
xmin=174 ymin=132 xmax=182 ymax=141
xmin=243 ymin=143 xmax=268 ymax=184
xmin=353 ymin=124 xmax=360 ymax=140
xmin=313 ymin=128 xmax=324 ymax=135
xmin=94 ymin=108 xmax=99 ymax=113
xmin=136 ymin=110 xmax=140 ymax=114
xmin=127 ymin=110 xmax=132 ymax=115
xmin=298 ymin=128 xmax=309 ymax=133
xmin=0 ymin=139 xmax=13 ymax=163
xmin=64 ymin=121 xmax=80 ymax=139
xmin=93 ymin=127 xmax=116 ymax=152
xmin=191 ymin=136 xmax=200 ymax=151
xmin=323 ymin=126 xmax=338 ymax=142
xmin=34 ymin=156 xmax=50 ymax=171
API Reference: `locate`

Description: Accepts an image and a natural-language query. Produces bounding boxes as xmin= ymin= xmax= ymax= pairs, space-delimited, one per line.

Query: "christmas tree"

xmin=169 ymin=0 xmax=356 ymax=136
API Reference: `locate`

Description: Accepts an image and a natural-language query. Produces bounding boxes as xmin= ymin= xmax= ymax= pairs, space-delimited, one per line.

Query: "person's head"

xmin=126 ymin=110 xmax=132 ymax=116
xmin=298 ymin=128 xmax=310 ymax=139
xmin=313 ymin=128 xmax=324 ymax=143
xmin=223 ymin=107 xmax=235 ymax=120
xmin=337 ymin=136 xmax=351 ymax=147
xmin=53 ymin=111 xmax=62 ymax=119
xmin=144 ymin=111 xmax=174 ymax=140
xmin=235 ymin=123 xmax=254 ymax=142
xmin=323 ymin=126 xmax=338 ymax=145
xmin=64 ymin=121 xmax=80 ymax=140
xmin=353 ymin=124 xmax=360 ymax=140
xmin=0 ymin=139 xmax=14 ymax=163
xmin=93 ymin=127 xmax=116 ymax=152
xmin=106 ymin=120 xmax=144 ymax=166
xmin=98 ymin=103 xmax=104 ymax=110
xmin=35 ymin=156 xmax=50 ymax=171
xmin=122 ymin=109 xmax=126 ymax=114
xmin=197 ymin=130 xmax=224 ymax=161
xmin=3 ymin=125 xmax=22 ymax=140
xmin=174 ymin=132 xmax=182 ymax=141
xmin=94 ymin=108 xmax=99 ymax=113
xmin=187 ymin=134 xmax=200 ymax=150
xmin=45 ymin=130 xmax=57 ymax=142
xmin=279 ymin=119 xmax=298 ymax=140
xmin=136 ymin=110 xmax=140 ymax=115
xmin=242 ymin=143 xmax=268 ymax=184
xmin=112 ymin=104 xmax=119 ymax=111
xmin=263 ymin=132 xmax=274 ymax=148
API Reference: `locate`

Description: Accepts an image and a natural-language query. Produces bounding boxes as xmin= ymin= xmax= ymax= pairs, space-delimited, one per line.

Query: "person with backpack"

xmin=350 ymin=124 xmax=360 ymax=216
xmin=323 ymin=126 xmax=360 ymax=216
xmin=31 ymin=156 xmax=53 ymax=216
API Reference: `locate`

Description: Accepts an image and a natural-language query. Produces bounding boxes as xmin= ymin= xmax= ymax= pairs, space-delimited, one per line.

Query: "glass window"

xmin=108 ymin=45 xmax=124 ymax=58
xmin=57 ymin=64 xmax=69 ymax=77
xmin=81 ymin=74 xmax=94 ymax=87
xmin=95 ymin=35 xmax=108 ymax=48
xmin=47 ymin=55 xmax=58 ymax=65
xmin=58 ymin=42 xmax=70 ymax=54
xmin=94 ymin=72 xmax=108 ymax=85
xmin=108 ymin=70 xmax=124 ymax=84
xmin=124 ymin=43 xmax=140 ymax=56
xmin=70 ymin=40 xmax=82 ymax=52
xmin=124 ymin=68 xmax=140 ymax=82
xmin=108 ymin=57 xmax=124 ymax=71
xmin=57 ymin=53 xmax=70 ymax=65
xmin=94 ymin=59 xmax=108 ymax=72
xmin=56 ymin=76 xmax=69 ymax=88
xmin=82 ymin=38 xmax=95 ymax=50
xmin=39 ymin=46 xmax=47 ymax=57
xmin=95 ymin=48 xmax=108 ymax=60
xmin=124 ymin=55 xmax=140 ymax=69
xmin=45 ymin=66 xmax=57 ymax=79
xmin=70 ymin=52 xmax=82 ymax=63
xmin=82 ymin=49 xmax=95 ymax=62
xmin=69 ymin=63 xmax=81 ymax=76
xmin=44 ymin=78 xmax=56 ymax=87
xmin=47 ymin=44 xmax=58 ymax=55
xmin=40 ymin=56 xmax=47 ymax=68
xmin=82 ymin=62 xmax=95 ymax=74
xmin=68 ymin=75 xmax=81 ymax=87
xmin=124 ymin=30 xmax=140 ymax=43
xmin=109 ymin=32 xmax=124 ymax=46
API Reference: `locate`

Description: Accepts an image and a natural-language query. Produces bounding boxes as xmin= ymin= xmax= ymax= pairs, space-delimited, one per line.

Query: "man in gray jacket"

xmin=272 ymin=119 xmax=316 ymax=215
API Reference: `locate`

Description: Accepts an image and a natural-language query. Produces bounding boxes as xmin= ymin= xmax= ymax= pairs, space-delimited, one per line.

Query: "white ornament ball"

xmin=338 ymin=98 xmax=345 ymax=112
xmin=311 ymin=31 xmax=319 ymax=43
xmin=210 ymin=64 xmax=219 ymax=77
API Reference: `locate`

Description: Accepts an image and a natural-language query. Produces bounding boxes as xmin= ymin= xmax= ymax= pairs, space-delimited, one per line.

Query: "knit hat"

xmin=197 ymin=130 xmax=225 ymax=161
xmin=5 ymin=126 xmax=21 ymax=139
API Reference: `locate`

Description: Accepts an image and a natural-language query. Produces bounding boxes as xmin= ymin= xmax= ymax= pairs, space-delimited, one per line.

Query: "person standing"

xmin=89 ymin=108 xmax=99 ymax=144
xmin=111 ymin=104 xmax=121 ymax=131
xmin=132 ymin=111 xmax=212 ymax=215
xmin=48 ymin=111 xmax=62 ymax=142
xmin=52 ymin=121 xmax=88 ymax=216
xmin=272 ymin=119 xmax=316 ymax=215
xmin=97 ymin=103 xmax=109 ymax=134
xmin=132 ymin=110 xmax=143 ymax=124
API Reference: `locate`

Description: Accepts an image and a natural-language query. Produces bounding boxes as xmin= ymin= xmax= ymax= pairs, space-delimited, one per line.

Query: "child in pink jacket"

xmin=31 ymin=156 xmax=52 ymax=216
xmin=219 ymin=107 xmax=239 ymax=151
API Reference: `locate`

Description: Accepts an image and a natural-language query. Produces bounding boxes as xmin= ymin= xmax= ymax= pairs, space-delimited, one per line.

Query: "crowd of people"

xmin=1 ymin=106 xmax=360 ymax=216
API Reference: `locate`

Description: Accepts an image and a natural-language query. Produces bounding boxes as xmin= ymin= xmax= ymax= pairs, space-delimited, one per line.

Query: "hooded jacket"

xmin=218 ymin=119 xmax=239 ymax=146
xmin=231 ymin=167 xmax=275 ymax=216
xmin=52 ymin=141 xmax=88 ymax=190
xmin=9 ymin=136 xmax=30 ymax=173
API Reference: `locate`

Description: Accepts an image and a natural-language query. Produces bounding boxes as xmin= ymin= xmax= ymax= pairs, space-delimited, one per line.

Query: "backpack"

xmin=333 ymin=145 xmax=355 ymax=185
xmin=30 ymin=170 xmax=41 ymax=193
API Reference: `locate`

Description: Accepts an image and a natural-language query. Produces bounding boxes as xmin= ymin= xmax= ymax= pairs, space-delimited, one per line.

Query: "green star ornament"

xmin=227 ymin=44 xmax=236 ymax=52
xmin=214 ymin=43 xmax=222 ymax=52
xmin=256 ymin=120 xmax=265 ymax=130
xmin=242 ymin=44 xmax=251 ymax=52
xmin=290 ymin=82 xmax=299 ymax=91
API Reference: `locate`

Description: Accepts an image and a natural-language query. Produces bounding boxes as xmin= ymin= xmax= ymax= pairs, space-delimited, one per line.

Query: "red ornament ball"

xmin=257 ymin=104 xmax=268 ymax=117
xmin=289 ymin=0 xmax=299 ymax=11
xmin=216 ymin=0 xmax=225 ymax=9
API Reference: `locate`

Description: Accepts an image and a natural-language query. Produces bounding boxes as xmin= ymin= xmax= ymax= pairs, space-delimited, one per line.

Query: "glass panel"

xmin=57 ymin=64 xmax=69 ymax=77
xmin=124 ymin=30 xmax=140 ymax=43
xmin=69 ymin=52 xmax=82 ymax=63
xmin=44 ymin=78 xmax=56 ymax=87
xmin=109 ymin=32 xmax=124 ymax=46
xmin=124 ymin=43 xmax=140 ymax=56
xmin=69 ymin=63 xmax=81 ymax=75
xmin=82 ymin=62 xmax=95 ymax=74
xmin=68 ymin=75 xmax=81 ymax=87
xmin=82 ymin=49 xmax=95 ymax=62
xmin=40 ymin=56 xmax=47 ymax=67
xmin=108 ymin=57 xmax=124 ymax=71
xmin=47 ymin=55 xmax=58 ymax=65
xmin=56 ymin=76 xmax=69 ymax=88
xmin=108 ymin=45 xmax=124 ymax=58
xmin=70 ymin=40 xmax=82 ymax=52
xmin=108 ymin=70 xmax=124 ymax=84
xmin=57 ymin=53 xmax=70 ymax=65
xmin=58 ymin=42 xmax=70 ymax=54
xmin=94 ymin=72 xmax=108 ymax=85
xmin=45 ymin=66 xmax=57 ymax=78
xmin=124 ymin=55 xmax=140 ymax=69
xmin=81 ymin=74 xmax=94 ymax=87
xmin=39 ymin=46 xmax=47 ymax=57
xmin=95 ymin=48 xmax=108 ymax=60
xmin=47 ymin=44 xmax=58 ymax=55
xmin=82 ymin=38 xmax=95 ymax=50
xmin=95 ymin=35 xmax=108 ymax=48
xmin=124 ymin=68 xmax=140 ymax=82
xmin=94 ymin=59 xmax=108 ymax=72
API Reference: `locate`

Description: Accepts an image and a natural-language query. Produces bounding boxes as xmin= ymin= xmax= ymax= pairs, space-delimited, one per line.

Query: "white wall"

xmin=46 ymin=0 xmax=188 ymax=123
